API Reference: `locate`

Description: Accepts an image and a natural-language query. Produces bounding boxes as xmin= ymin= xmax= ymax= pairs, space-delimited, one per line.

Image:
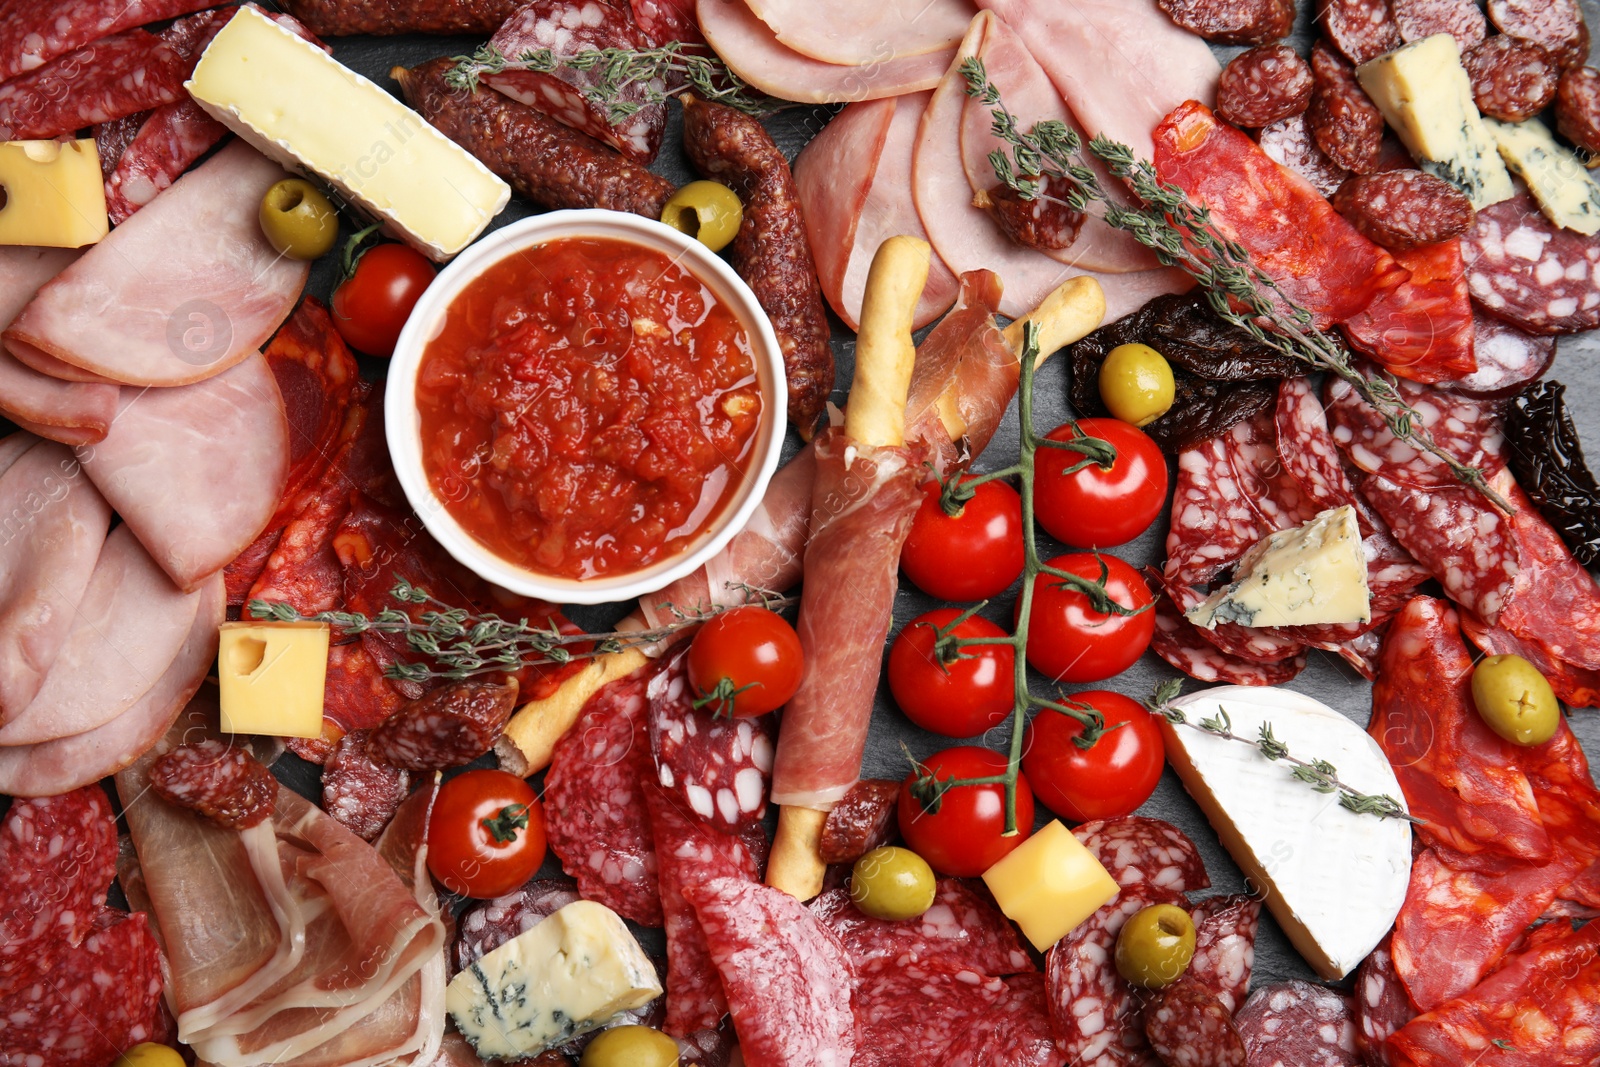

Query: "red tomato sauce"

xmin=416 ymin=236 xmax=761 ymax=580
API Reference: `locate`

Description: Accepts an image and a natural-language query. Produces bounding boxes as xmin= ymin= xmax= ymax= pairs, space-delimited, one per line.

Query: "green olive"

xmin=849 ymin=845 xmax=937 ymax=921
xmin=660 ymin=181 xmax=744 ymax=253
xmin=259 ymin=178 xmax=339 ymax=260
xmin=1114 ymin=903 xmax=1196 ymax=989
xmin=579 ymin=1025 xmax=680 ymax=1067
xmin=113 ymin=1045 xmax=186 ymax=1067
xmin=1472 ymin=653 xmax=1561 ymax=746
xmin=1099 ymin=343 xmax=1176 ymax=428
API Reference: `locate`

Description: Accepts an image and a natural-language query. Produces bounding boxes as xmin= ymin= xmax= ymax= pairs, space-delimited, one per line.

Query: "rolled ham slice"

xmin=0 ymin=570 xmax=221 ymax=796
xmin=78 ymin=352 xmax=290 ymax=591
xmin=3 ymin=141 xmax=309 ymax=387
xmin=698 ymin=0 xmax=953 ymax=103
xmin=0 ymin=440 xmax=113 ymax=721
xmin=744 ymin=0 xmax=973 ymax=65
xmin=0 ymin=525 xmax=203 ymax=746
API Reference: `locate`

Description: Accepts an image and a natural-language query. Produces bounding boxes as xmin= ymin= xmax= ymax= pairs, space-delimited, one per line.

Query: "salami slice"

xmin=684 ymin=876 xmax=855 ymax=1067
xmin=1308 ymin=41 xmax=1385 ymax=176
xmin=1156 ymin=0 xmax=1295 ymax=45
xmin=368 ymin=679 xmax=517 ymax=770
xmin=1275 ymin=376 xmax=1363 ymax=517
xmin=1326 ymin=372 xmax=1507 ymax=491
xmin=851 ymin=955 xmax=1017 ymax=1067
xmin=1165 ymin=435 xmax=1273 ymax=591
xmin=0 ymin=31 xmax=187 ymax=141
xmin=1487 ymin=0 xmax=1590 ymax=71
xmin=321 ymin=730 xmax=411 ymax=842
xmin=1217 ymin=45 xmax=1315 ymax=128
xmin=1442 ymin=313 xmax=1556 ymax=398
xmin=1185 ymin=895 xmax=1260 ymax=1015
xmin=0 ymin=0 xmax=213 ymax=84
xmin=1492 ymin=478 xmax=1600 ymax=671
xmin=452 ymin=878 xmax=581 ymax=976
xmin=1258 ymin=113 xmax=1351 ymax=198
xmin=631 ymin=0 xmax=704 ymax=45
xmin=1319 ymin=0 xmax=1403 ymax=65
xmin=1235 ymin=981 xmax=1360 ymax=1067
xmin=1353 ymin=935 xmax=1415 ymax=1067
xmin=810 ymin=880 xmax=1034 ymax=976
xmin=95 ymin=113 xmax=146 ymax=178
xmin=149 ymin=738 xmax=277 ymax=831
xmin=104 ymin=100 xmax=228 ymax=225
xmin=648 ymin=653 xmax=775 ymax=834
xmin=1143 ymin=982 xmax=1247 ymax=1067
xmin=1462 ymin=187 xmax=1600 ymax=337
xmin=1223 ymin=409 xmax=1324 ymax=533
xmin=1463 ymin=36 xmax=1561 ymax=123
xmin=1072 ymin=817 xmax=1211 ymax=895
xmin=818 ymin=778 xmax=900 ymax=865
xmin=1328 ymin=170 xmax=1478 ymax=253
xmin=1392 ymin=0 xmax=1486 ymax=52
xmin=1558 ymin=66 xmax=1600 ymax=157
xmin=543 ymin=665 xmax=664 ymax=927
xmin=942 ymin=973 xmax=1059 ymax=1067
xmin=1152 ymin=597 xmax=1310 ymax=685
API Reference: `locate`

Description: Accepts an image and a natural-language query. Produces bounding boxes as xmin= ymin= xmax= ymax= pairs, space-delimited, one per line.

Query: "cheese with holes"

xmin=447 ymin=899 xmax=662 ymax=1059
xmin=1187 ymin=506 xmax=1371 ymax=630
xmin=982 ymin=820 xmax=1119 ymax=951
xmin=186 ymin=6 xmax=509 ymax=260
xmin=218 ymin=621 xmax=330 ymax=737
xmin=1357 ymin=34 xmax=1514 ymax=209
xmin=0 ymin=140 xmax=108 ymax=247
xmin=1162 ymin=686 xmax=1411 ymax=979
xmin=1487 ymin=117 xmax=1600 ymax=236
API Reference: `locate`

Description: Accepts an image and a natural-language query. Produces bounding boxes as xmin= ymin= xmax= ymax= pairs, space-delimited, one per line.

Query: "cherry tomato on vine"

xmin=888 ymin=609 xmax=1015 ymax=738
xmin=901 ymin=477 xmax=1025 ymax=601
xmin=1016 ymin=552 xmax=1155 ymax=683
xmin=1022 ymin=690 xmax=1165 ymax=822
xmin=427 ymin=769 xmax=546 ymax=898
xmin=331 ymin=242 xmax=435 ymax=357
xmin=687 ymin=606 xmax=804 ymax=717
xmin=897 ymin=746 xmax=1034 ymax=877
xmin=1033 ymin=418 xmax=1168 ymax=548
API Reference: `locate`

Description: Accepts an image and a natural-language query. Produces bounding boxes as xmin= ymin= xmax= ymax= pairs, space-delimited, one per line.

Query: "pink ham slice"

xmin=698 ymin=0 xmax=953 ymax=103
xmin=77 ymin=352 xmax=290 ymax=592
xmin=3 ymin=141 xmax=309 ymax=387
xmin=0 ymin=246 xmax=119 ymax=444
xmin=0 ymin=525 xmax=202 ymax=746
xmin=796 ymin=93 xmax=960 ymax=332
xmin=0 ymin=440 xmax=113 ymax=722
xmin=0 ymin=570 xmax=221 ymax=796
xmin=0 ymin=433 xmax=33 ymax=476
xmin=743 ymin=0 xmax=974 ymax=64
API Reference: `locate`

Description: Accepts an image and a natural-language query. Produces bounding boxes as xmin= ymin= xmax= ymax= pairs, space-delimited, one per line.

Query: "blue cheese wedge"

xmin=446 ymin=899 xmax=662 ymax=1060
xmin=1162 ymin=686 xmax=1412 ymax=980
xmin=1487 ymin=117 xmax=1600 ymax=236
xmin=1356 ymin=34 xmax=1515 ymax=209
xmin=186 ymin=6 xmax=509 ymax=260
xmin=1186 ymin=506 xmax=1370 ymax=631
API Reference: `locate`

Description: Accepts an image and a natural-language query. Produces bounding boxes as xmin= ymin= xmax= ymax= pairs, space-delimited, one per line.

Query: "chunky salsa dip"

xmin=416 ymin=236 xmax=762 ymax=580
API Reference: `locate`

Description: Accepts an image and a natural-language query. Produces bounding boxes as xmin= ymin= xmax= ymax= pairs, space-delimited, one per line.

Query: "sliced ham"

xmin=0 ymin=440 xmax=113 ymax=721
xmin=78 ymin=352 xmax=290 ymax=591
xmin=0 ymin=525 xmax=202 ymax=746
xmin=0 ymin=570 xmax=221 ymax=796
xmin=0 ymin=348 xmax=119 ymax=445
xmin=743 ymin=0 xmax=973 ymax=64
xmin=0 ymin=433 xmax=33 ymax=477
xmin=0 ymin=246 xmax=79 ymax=325
xmin=698 ymin=0 xmax=953 ymax=103
xmin=796 ymin=93 xmax=960 ymax=332
xmin=3 ymin=141 xmax=309 ymax=387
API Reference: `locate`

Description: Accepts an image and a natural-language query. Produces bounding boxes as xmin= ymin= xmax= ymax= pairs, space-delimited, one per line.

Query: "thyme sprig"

xmin=249 ymin=579 xmax=793 ymax=684
xmin=445 ymin=42 xmax=787 ymax=122
xmin=1145 ymin=680 xmax=1419 ymax=822
xmin=960 ymin=57 xmax=1511 ymax=513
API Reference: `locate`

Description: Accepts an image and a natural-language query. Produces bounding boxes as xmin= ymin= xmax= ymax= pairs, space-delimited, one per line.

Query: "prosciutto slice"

xmin=744 ymin=0 xmax=972 ymax=64
xmin=3 ymin=141 xmax=308 ymax=387
xmin=78 ymin=352 xmax=289 ymax=591
xmin=0 ymin=440 xmax=112 ymax=720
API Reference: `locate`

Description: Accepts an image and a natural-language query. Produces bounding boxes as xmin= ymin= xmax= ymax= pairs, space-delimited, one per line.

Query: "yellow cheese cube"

xmin=218 ymin=622 xmax=331 ymax=738
xmin=982 ymin=820 xmax=1120 ymax=951
xmin=0 ymin=140 xmax=109 ymax=248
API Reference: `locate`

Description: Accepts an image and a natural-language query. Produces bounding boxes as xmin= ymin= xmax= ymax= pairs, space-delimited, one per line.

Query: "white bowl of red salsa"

xmin=386 ymin=210 xmax=786 ymax=605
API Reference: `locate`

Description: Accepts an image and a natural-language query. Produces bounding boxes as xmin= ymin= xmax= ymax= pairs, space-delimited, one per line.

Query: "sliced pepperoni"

xmin=1325 ymin=373 xmax=1507 ymax=491
xmin=1185 ymin=895 xmax=1261 ymax=1015
xmin=818 ymin=778 xmax=901 ymax=865
xmin=1329 ymin=170 xmax=1477 ymax=253
xmin=1441 ymin=313 xmax=1556 ymax=398
xmin=1157 ymin=0 xmax=1296 ymax=45
xmin=1392 ymin=0 xmax=1486 ymax=52
xmin=943 ymin=973 xmax=1059 ymax=1067
xmin=648 ymin=652 xmax=775 ymax=834
xmin=1218 ymin=45 xmax=1315 ymax=128
xmin=1320 ymin=0 xmax=1403 ymax=65
xmin=1143 ymin=982 xmax=1248 ymax=1067
xmin=1557 ymin=66 xmax=1600 ymax=156
xmin=1353 ymin=934 xmax=1416 ymax=1067
xmin=368 ymin=679 xmax=518 ymax=770
xmin=1073 ymin=817 xmax=1211 ymax=894
xmin=1309 ymin=40 xmax=1385 ymax=175
xmin=1462 ymin=186 xmax=1600 ymax=337
xmin=1235 ymin=980 xmax=1361 ymax=1067
xmin=149 ymin=739 xmax=277 ymax=831
xmin=851 ymin=955 xmax=1018 ymax=1065
xmin=321 ymin=730 xmax=411 ymax=842
xmin=1463 ymin=36 xmax=1561 ymax=122
xmin=1488 ymin=0 xmax=1591 ymax=71
xmin=452 ymin=878 xmax=580 ymax=977
xmin=810 ymin=880 xmax=1035 ymax=976
xmin=1153 ymin=597 xmax=1310 ymax=685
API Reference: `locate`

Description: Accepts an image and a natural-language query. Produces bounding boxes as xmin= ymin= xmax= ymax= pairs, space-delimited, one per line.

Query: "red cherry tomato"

xmin=1016 ymin=552 xmax=1155 ymax=683
xmin=1033 ymin=418 xmax=1169 ymax=548
xmin=887 ymin=609 xmax=1015 ymax=738
xmin=687 ymin=606 xmax=804 ymax=717
xmin=901 ymin=477 xmax=1025 ymax=601
xmin=1022 ymin=690 xmax=1165 ymax=822
xmin=897 ymin=746 xmax=1034 ymax=877
xmin=330 ymin=242 xmax=435 ymax=357
xmin=426 ymin=769 xmax=546 ymax=899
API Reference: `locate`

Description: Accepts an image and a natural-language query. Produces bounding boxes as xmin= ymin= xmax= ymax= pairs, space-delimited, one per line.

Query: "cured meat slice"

xmin=151 ymin=738 xmax=278 ymax=831
xmin=1257 ymin=113 xmax=1350 ymax=198
xmin=543 ymin=664 xmax=664 ymax=927
xmin=851 ymin=954 xmax=1020 ymax=1067
xmin=1275 ymin=376 xmax=1364 ymax=517
xmin=1487 ymin=0 xmax=1591 ymax=72
xmin=1495 ymin=476 xmax=1600 ymax=672
xmin=743 ymin=0 xmax=972 ymax=65
xmin=1391 ymin=915 xmax=1600 ymax=1067
xmin=1369 ymin=597 xmax=1550 ymax=863
xmin=1464 ymin=35 xmax=1561 ymax=123
xmin=1221 ymin=409 xmax=1322 ymax=534
xmin=1558 ymin=65 xmax=1600 ymax=155
xmin=1157 ymin=0 xmax=1294 ymax=45
xmin=818 ymin=778 xmax=900 ymax=865
xmin=1445 ymin=312 xmax=1556 ymax=398
xmin=1071 ymin=817 xmax=1211 ymax=894
xmin=810 ymin=879 xmax=1034 ymax=975
xmin=1153 ymin=100 xmax=1406 ymax=328
xmin=0 ymin=30 xmax=187 ymax=140
xmin=1393 ymin=0 xmax=1486 ymax=51
xmin=104 ymin=100 xmax=229 ymax=224
xmin=1461 ymin=612 xmax=1600 ymax=708
xmin=0 ymin=526 xmax=203 ymax=746
xmin=4 ymin=142 xmax=309 ymax=387
xmin=1235 ymin=981 xmax=1360 ymax=1067
xmin=1461 ymin=186 xmax=1600 ymax=336
xmin=1217 ymin=44 xmax=1315 ymax=128
xmin=0 ymin=348 xmax=119 ymax=446
xmin=1185 ymin=895 xmax=1260 ymax=1015
xmin=696 ymin=0 xmax=952 ymax=104
xmin=1341 ymin=241 xmax=1477 ymax=384
xmin=1329 ymin=170 xmax=1477 ymax=254
xmin=1308 ymin=39 xmax=1384 ymax=176
xmin=943 ymin=973 xmax=1059 ymax=1067
xmin=1319 ymin=0 xmax=1402 ymax=65
xmin=1165 ymin=434 xmax=1271 ymax=591
xmin=1326 ymin=372 xmax=1506 ymax=490
xmin=1143 ymin=982 xmax=1247 ymax=1067
xmin=0 ymin=0 xmax=212 ymax=82
xmin=648 ymin=653 xmax=775 ymax=833
xmin=275 ymin=0 xmax=520 ymax=34
xmin=684 ymin=876 xmax=855 ymax=1067
xmin=1353 ymin=935 xmax=1414 ymax=1067
xmin=1152 ymin=597 xmax=1309 ymax=685
xmin=452 ymin=878 xmax=581 ymax=976
xmin=632 ymin=0 xmax=702 ymax=44
xmin=367 ymin=680 xmax=515 ymax=770
xmin=78 ymin=353 xmax=289 ymax=592
xmin=322 ymin=730 xmax=411 ymax=841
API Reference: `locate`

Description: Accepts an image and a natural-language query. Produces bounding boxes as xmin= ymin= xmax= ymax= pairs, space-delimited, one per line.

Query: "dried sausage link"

xmin=1319 ymin=0 xmax=1402 ymax=65
xmin=1558 ymin=66 xmax=1600 ymax=158
xmin=322 ymin=730 xmax=412 ymax=841
xmin=150 ymin=738 xmax=277 ymax=830
xmin=1464 ymin=36 xmax=1560 ymax=122
xmin=1392 ymin=0 xmax=1486 ymax=54
xmin=818 ymin=778 xmax=901 ymax=865
xmin=1308 ymin=41 xmax=1384 ymax=175
xmin=368 ymin=678 xmax=519 ymax=770
xmin=1329 ymin=169 xmax=1476 ymax=252
xmin=1258 ymin=113 xmax=1350 ymax=196
xmin=977 ymin=174 xmax=1086 ymax=251
xmin=1158 ymin=0 xmax=1296 ymax=45
xmin=1488 ymin=0 xmax=1591 ymax=72
xmin=277 ymin=0 xmax=522 ymax=35
xmin=1217 ymin=44 xmax=1315 ymax=128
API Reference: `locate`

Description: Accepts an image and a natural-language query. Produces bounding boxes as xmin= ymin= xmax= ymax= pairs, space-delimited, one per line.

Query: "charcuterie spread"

xmin=7 ymin=1 xmax=1600 ymax=1066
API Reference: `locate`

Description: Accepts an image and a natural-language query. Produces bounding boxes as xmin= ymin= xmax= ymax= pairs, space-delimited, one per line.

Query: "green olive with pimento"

xmin=1471 ymin=653 xmax=1561 ymax=747
xmin=1114 ymin=903 xmax=1196 ymax=989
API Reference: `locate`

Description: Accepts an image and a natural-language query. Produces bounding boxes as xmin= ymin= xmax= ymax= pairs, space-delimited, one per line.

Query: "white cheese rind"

xmin=1357 ymin=34 xmax=1515 ymax=210
xmin=1487 ymin=117 xmax=1600 ymax=236
xmin=1187 ymin=506 xmax=1371 ymax=630
xmin=186 ymin=7 xmax=509 ymax=261
xmin=1162 ymin=686 xmax=1411 ymax=980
